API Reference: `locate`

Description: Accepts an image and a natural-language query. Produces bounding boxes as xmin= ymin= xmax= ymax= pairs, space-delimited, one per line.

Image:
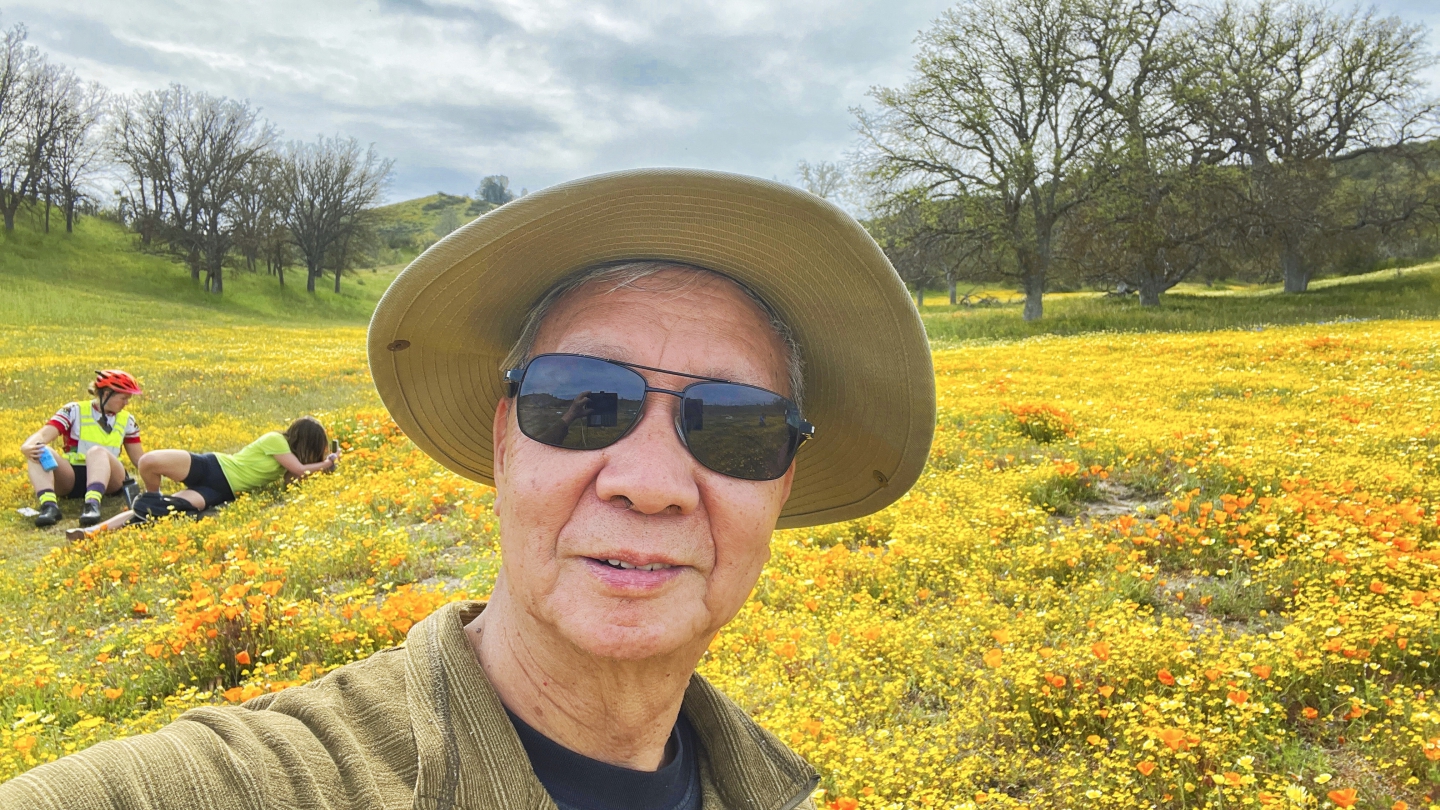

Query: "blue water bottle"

xmin=39 ymin=447 xmax=58 ymax=471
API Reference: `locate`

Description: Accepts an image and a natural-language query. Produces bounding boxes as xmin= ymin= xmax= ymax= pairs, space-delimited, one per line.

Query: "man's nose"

xmin=593 ymin=394 xmax=700 ymax=516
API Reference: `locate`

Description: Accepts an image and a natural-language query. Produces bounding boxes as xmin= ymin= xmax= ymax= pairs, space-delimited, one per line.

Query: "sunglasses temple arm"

xmin=503 ymin=368 xmax=524 ymax=397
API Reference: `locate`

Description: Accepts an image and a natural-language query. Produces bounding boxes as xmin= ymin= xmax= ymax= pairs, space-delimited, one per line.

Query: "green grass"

xmin=915 ymin=262 xmax=1440 ymax=345
xmin=0 ymin=214 xmax=402 ymax=329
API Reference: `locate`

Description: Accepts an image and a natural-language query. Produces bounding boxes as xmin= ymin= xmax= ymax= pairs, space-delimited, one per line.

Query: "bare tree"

xmin=231 ymin=153 xmax=283 ymax=273
xmin=108 ymin=85 xmax=274 ymax=292
xmin=45 ymin=75 xmax=105 ymax=233
xmin=0 ymin=24 xmax=70 ymax=233
xmin=277 ymin=135 xmax=392 ymax=293
xmin=857 ymin=0 xmax=1108 ymax=320
xmin=796 ymin=159 xmax=846 ymax=200
xmin=263 ymin=219 xmax=295 ymax=287
xmin=108 ymin=90 xmax=179 ymax=247
xmin=171 ymin=88 xmax=276 ymax=293
xmin=0 ymin=24 xmax=35 ymax=232
xmin=1182 ymin=0 xmax=1439 ymax=292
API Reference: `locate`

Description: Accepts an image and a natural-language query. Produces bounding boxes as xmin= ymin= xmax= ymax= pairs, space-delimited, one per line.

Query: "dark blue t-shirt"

xmin=505 ymin=707 xmax=701 ymax=810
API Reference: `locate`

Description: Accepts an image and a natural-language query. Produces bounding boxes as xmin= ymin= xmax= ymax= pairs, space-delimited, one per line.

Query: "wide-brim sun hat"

xmin=368 ymin=168 xmax=934 ymax=529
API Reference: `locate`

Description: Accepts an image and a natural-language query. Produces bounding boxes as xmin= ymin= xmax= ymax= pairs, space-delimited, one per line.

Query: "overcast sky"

xmin=6 ymin=0 xmax=1438 ymax=203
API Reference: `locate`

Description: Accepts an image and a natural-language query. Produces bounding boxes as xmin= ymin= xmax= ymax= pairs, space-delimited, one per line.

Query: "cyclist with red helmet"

xmin=19 ymin=370 xmax=146 ymax=528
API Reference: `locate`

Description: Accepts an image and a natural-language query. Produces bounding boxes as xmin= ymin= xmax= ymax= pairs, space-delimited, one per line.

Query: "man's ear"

xmin=778 ymin=460 xmax=795 ymax=506
xmin=492 ymin=396 xmax=511 ymax=485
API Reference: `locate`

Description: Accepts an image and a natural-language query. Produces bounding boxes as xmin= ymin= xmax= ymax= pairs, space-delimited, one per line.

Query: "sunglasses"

xmin=504 ymin=353 xmax=815 ymax=481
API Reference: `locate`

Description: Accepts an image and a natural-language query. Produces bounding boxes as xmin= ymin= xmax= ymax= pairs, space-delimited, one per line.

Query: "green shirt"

xmin=0 ymin=601 xmax=819 ymax=810
xmin=214 ymin=432 xmax=291 ymax=493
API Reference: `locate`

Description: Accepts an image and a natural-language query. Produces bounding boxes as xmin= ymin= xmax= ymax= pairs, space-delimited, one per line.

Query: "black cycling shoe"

xmin=34 ymin=501 xmax=62 ymax=528
xmin=79 ymin=500 xmax=102 ymax=527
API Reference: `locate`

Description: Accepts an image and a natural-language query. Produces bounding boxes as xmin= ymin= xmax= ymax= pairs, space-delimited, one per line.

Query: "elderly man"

xmin=0 ymin=170 xmax=933 ymax=810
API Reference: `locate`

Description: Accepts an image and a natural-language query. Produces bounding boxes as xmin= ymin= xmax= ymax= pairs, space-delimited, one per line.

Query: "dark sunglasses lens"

xmin=516 ymin=356 xmax=645 ymax=450
xmin=681 ymin=382 xmax=797 ymax=481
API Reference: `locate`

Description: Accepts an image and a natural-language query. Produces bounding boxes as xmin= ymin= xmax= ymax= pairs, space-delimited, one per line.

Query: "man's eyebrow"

xmin=550 ymin=341 xmax=759 ymax=386
xmin=552 ymin=340 xmax=637 ymax=363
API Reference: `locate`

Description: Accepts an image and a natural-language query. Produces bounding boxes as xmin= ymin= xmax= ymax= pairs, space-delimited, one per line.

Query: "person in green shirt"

xmin=71 ymin=416 xmax=338 ymax=537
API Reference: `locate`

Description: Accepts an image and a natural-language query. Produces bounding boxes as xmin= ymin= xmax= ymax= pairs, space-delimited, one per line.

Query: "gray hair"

xmin=502 ymin=261 xmax=805 ymax=410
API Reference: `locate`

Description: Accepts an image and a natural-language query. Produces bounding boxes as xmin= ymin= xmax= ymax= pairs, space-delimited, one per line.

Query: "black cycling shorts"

xmin=63 ymin=466 xmax=90 ymax=499
xmin=184 ymin=453 xmax=236 ymax=509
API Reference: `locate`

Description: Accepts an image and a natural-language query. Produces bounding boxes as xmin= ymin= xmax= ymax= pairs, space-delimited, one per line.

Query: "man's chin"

xmin=562 ymin=617 xmax=700 ymax=662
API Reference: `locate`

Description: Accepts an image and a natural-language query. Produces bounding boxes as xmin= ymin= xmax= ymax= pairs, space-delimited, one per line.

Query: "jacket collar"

xmin=404 ymin=601 xmax=817 ymax=810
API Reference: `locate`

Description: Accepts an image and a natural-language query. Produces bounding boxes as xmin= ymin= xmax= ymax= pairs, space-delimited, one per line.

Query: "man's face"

xmin=492 ymin=270 xmax=795 ymax=661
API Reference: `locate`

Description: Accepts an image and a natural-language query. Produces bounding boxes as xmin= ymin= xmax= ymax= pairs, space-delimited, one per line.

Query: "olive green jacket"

xmin=0 ymin=601 xmax=817 ymax=810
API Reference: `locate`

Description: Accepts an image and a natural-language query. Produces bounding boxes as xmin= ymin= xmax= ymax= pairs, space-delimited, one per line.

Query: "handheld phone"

xmin=585 ymin=391 xmax=619 ymax=427
xmin=330 ymin=439 xmax=340 ymax=455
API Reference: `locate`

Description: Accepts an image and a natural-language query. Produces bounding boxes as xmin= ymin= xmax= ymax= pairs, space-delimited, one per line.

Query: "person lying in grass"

xmin=70 ymin=416 xmax=339 ymax=538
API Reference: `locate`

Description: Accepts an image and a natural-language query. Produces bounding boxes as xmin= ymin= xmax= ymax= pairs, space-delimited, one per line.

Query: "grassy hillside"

xmin=0 ymin=216 xmax=402 ymax=329
xmin=370 ymin=192 xmax=494 ymax=265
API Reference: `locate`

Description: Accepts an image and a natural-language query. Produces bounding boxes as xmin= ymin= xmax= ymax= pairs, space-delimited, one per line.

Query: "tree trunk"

xmin=1138 ymin=276 xmax=1162 ymax=307
xmin=43 ymin=198 xmax=51 ymax=233
xmin=278 ymin=264 xmax=285 ymax=287
xmin=306 ymin=262 xmax=317 ymax=293
xmin=64 ymin=200 xmax=75 ymax=233
xmin=3 ymin=208 xmax=14 ymax=232
xmin=916 ymin=286 xmax=925 ymax=307
xmin=334 ymin=266 xmax=342 ymax=293
xmin=1022 ymin=272 xmax=1044 ymax=322
xmin=1281 ymin=240 xmax=1309 ymax=293
xmin=1138 ymin=256 xmax=1163 ymax=307
xmin=948 ymin=274 xmax=957 ymax=305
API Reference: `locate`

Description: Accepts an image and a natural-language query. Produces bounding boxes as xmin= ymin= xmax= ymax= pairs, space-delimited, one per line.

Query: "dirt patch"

xmin=1078 ymin=479 xmax=1170 ymax=520
xmin=1050 ymin=479 xmax=1167 ymax=526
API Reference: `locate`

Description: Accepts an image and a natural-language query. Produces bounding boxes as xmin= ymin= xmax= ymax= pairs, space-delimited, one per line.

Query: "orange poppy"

xmin=1326 ymin=788 xmax=1358 ymax=808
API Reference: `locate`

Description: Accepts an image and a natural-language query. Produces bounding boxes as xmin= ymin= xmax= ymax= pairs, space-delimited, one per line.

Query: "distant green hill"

xmin=370 ymin=193 xmax=496 ymax=265
xmin=1 ymin=191 xmax=503 ymax=331
xmin=0 ymin=215 xmax=402 ymax=329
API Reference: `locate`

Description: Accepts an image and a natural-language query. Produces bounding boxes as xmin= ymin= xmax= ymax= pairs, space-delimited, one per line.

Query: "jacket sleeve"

xmin=0 ymin=704 xmax=399 ymax=810
xmin=0 ymin=651 xmax=416 ymax=810
xmin=0 ymin=713 xmax=265 ymax=810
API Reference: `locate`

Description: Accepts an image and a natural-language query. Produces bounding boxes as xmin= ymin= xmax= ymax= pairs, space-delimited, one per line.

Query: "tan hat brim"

xmin=367 ymin=168 xmax=933 ymax=529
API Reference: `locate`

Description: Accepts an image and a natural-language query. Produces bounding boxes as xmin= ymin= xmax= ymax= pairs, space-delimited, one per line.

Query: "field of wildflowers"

xmin=0 ymin=318 xmax=1436 ymax=809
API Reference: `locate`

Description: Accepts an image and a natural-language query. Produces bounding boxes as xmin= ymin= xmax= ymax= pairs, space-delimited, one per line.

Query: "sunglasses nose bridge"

xmin=632 ymin=386 xmax=685 ymax=439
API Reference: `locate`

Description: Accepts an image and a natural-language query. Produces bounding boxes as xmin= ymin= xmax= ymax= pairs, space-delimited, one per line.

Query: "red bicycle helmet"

xmin=94 ymin=369 xmax=143 ymax=395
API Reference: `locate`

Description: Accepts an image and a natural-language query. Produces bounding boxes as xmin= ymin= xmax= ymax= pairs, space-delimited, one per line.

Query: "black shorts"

xmin=184 ymin=453 xmax=236 ymax=509
xmin=63 ymin=466 xmax=90 ymax=499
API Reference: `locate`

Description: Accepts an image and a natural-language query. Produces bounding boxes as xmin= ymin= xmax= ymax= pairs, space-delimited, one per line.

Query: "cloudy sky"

xmin=7 ymin=0 xmax=1438 ymax=203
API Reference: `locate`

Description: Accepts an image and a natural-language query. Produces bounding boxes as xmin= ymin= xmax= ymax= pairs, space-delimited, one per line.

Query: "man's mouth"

xmin=598 ymin=558 xmax=676 ymax=572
